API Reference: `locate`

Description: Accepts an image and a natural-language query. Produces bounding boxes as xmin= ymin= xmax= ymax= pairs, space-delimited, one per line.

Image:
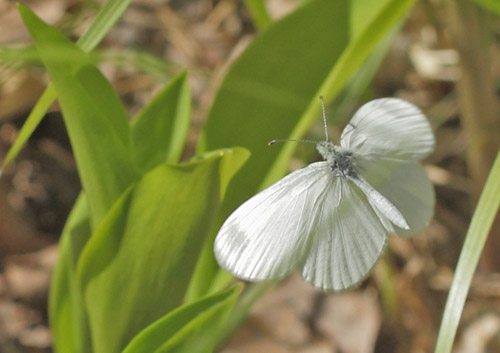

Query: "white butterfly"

xmin=214 ymin=98 xmax=435 ymax=291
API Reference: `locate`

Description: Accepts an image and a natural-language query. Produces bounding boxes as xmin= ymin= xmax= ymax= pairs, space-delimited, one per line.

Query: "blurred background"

xmin=1 ymin=0 xmax=500 ymax=352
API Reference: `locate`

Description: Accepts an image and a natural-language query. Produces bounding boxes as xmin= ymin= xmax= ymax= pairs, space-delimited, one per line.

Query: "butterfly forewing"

xmin=214 ymin=162 xmax=333 ymax=281
xmin=340 ymin=98 xmax=434 ymax=161
xmin=301 ymin=178 xmax=388 ymax=291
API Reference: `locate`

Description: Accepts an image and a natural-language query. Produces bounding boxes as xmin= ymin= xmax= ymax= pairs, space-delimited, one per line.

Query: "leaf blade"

xmin=131 ymin=71 xmax=191 ymax=169
xmin=76 ymin=149 xmax=248 ymax=353
xmin=19 ymin=5 xmax=139 ymax=226
xmin=434 ymin=150 xmax=500 ymax=353
xmin=121 ymin=286 xmax=241 ymax=353
xmin=49 ymin=195 xmax=93 ymax=353
xmin=1 ymin=0 xmax=132 ymax=173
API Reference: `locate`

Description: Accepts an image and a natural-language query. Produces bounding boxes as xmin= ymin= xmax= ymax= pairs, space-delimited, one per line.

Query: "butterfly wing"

xmin=340 ymin=98 xmax=434 ymax=233
xmin=340 ymin=98 xmax=434 ymax=162
xmin=357 ymin=159 xmax=435 ymax=236
xmin=214 ymin=162 xmax=333 ymax=281
xmin=348 ymin=174 xmax=409 ymax=230
xmin=301 ymin=178 xmax=388 ymax=291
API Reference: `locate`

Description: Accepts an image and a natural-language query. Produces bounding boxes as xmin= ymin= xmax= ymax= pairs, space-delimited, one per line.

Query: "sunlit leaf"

xmin=49 ymin=196 xmax=92 ymax=353
xmin=77 ymin=149 xmax=248 ymax=353
xmin=1 ymin=0 xmax=132 ymax=172
xmin=122 ymin=286 xmax=241 ymax=353
xmin=19 ymin=5 xmax=140 ymax=227
xmin=132 ymin=71 xmax=191 ymax=169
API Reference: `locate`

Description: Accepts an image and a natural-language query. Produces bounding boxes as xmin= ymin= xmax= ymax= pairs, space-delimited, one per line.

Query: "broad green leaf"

xmin=194 ymin=0 xmax=417 ymax=299
xmin=184 ymin=148 xmax=250 ymax=303
xmin=121 ymin=286 xmax=241 ymax=353
xmin=74 ymin=65 xmax=131 ymax=140
xmin=49 ymin=195 xmax=93 ymax=353
xmin=77 ymin=148 xmax=248 ymax=353
xmin=132 ymin=71 xmax=191 ymax=170
xmin=19 ymin=5 xmax=140 ymax=227
xmin=434 ymin=150 xmax=500 ymax=353
xmin=473 ymin=0 xmax=500 ymax=16
xmin=1 ymin=0 xmax=132 ymax=173
xmin=50 ymin=58 xmax=195 ymax=353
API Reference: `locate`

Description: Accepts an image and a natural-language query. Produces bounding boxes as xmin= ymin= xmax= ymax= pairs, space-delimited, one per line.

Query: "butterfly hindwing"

xmin=348 ymin=174 xmax=409 ymax=230
xmin=357 ymin=159 xmax=435 ymax=237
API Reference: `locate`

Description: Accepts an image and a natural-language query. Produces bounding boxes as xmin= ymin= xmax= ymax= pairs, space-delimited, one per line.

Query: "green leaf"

xmin=132 ymin=71 xmax=191 ymax=170
xmin=184 ymin=148 xmax=251 ymax=303
xmin=243 ymin=0 xmax=272 ymax=30
xmin=49 ymin=195 xmax=93 ymax=353
xmin=473 ymin=0 xmax=500 ymax=16
xmin=19 ymin=5 xmax=140 ymax=227
xmin=434 ymin=150 xmax=500 ymax=353
xmin=121 ymin=286 xmax=241 ymax=353
xmin=77 ymin=148 xmax=248 ymax=353
xmin=1 ymin=0 xmax=132 ymax=173
xmin=194 ymin=0 xmax=417 ymax=299
xmin=76 ymin=0 xmax=133 ymax=53
xmin=329 ymin=23 xmax=400 ymax=125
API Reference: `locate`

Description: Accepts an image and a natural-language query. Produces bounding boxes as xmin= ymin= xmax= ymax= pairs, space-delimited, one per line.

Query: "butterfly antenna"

xmin=319 ymin=96 xmax=329 ymax=141
xmin=268 ymin=138 xmax=317 ymax=146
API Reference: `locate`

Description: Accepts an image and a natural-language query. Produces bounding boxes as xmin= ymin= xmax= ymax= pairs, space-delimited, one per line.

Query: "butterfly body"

xmin=316 ymin=141 xmax=357 ymax=178
xmin=214 ymin=98 xmax=435 ymax=291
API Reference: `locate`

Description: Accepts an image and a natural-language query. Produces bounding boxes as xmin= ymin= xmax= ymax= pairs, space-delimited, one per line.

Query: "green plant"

xmin=9 ymin=0 xmax=496 ymax=352
xmin=17 ymin=4 xmax=247 ymax=353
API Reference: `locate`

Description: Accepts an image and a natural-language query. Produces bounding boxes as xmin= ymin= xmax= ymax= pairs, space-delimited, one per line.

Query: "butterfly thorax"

xmin=316 ymin=141 xmax=357 ymax=177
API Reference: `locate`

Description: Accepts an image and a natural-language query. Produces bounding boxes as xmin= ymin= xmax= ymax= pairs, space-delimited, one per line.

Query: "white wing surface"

xmin=214 ymin=162 xmax=334 ymax=281
xmin=357 ymin=159 xmax=435 ymax=236
xmin=348 ymin=175 xmax=409 ymax=230
xmin=340 ymin=98 xmax=434 ymax=161
xmin=301 ymin=178 xmax=387 ymax=291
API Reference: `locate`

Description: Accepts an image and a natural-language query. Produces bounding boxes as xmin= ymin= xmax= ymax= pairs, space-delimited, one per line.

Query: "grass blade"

xmin=434 ymin=150 xmax=500 ymax=353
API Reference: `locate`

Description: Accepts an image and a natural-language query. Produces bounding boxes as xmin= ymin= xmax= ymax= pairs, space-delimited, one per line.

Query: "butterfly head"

xmin=316 ymin=141 xmax=336 ymax=160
